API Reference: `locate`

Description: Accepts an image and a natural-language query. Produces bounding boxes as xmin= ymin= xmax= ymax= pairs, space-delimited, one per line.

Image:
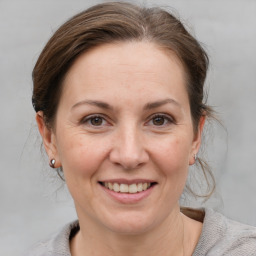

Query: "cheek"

xmin=156 ymin=136 xmax=191 ymax=167
xmin=56 ymin=134 xmax=107 ymax=180
xmin=151 ymin=135 xmax=192 ymax=187
xmin=155 ymin=137 xmax=191 ymax=198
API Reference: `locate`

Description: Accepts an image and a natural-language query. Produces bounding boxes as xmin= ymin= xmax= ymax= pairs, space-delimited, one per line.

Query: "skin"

xmin=37 ymin=42 xmax=205 ymax=256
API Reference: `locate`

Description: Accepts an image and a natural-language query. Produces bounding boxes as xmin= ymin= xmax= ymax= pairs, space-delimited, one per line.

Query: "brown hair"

xmin=32 ymin=1 xmax=215 ymax=197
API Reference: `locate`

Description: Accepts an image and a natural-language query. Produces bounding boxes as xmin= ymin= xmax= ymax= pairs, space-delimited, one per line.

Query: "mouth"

xmin=98 ymin=181 xmax=157 ymax=194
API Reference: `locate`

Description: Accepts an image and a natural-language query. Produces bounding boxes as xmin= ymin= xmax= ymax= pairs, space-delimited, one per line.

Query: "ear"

xmin=189 ymin=115 xmax=206 ymax=165
xmin=36 ymin=111 xmax=61 ymax=168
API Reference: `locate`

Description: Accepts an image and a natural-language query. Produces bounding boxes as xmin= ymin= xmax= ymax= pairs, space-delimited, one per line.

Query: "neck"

xmin=71 ymin=206 xmax=186 ymax=256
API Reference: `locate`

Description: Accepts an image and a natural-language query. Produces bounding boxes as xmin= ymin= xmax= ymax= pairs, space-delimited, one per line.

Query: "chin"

xmin=100 ymin=210 xmax=159 ymax=235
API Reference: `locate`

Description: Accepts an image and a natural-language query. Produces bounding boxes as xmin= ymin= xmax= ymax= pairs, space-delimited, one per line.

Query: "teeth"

xmin=113 ymin=183 xmax=119 ymax=192
xmin=120 ymin=184 xmax=129 ymax=193
xmin=142 ymin=183 xmax=148 ymax=191
xmin=137 ymin=183 xmax=143 ymax=192
xmin=108 ymin=182 xmax=113 ymax=190
xmin=103 ymin=182 xmax=152 ymax=193
xmin=129 ymin=184 xmax=137 ymax=193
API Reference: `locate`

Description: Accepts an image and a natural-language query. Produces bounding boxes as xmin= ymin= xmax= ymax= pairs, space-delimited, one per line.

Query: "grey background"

xmin=0 ymin=0 xmax=256 ymax=255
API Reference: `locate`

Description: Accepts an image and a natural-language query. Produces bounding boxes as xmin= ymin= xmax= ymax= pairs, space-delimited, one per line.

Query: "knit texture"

xmin=193 ymin=209 xmax=256 ymax=255
xmin=25 ymin=208 xmax=256 ymax=256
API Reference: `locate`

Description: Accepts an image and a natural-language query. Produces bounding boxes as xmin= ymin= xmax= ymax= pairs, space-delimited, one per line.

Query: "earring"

xmin=194 ymin=153 xmax=197 ymax=161
xmin=49 ymin=159 xmax=56 ymax=168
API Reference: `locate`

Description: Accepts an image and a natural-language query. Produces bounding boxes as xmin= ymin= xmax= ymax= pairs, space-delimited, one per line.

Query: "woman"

xmin=28 ymin=2 xmax=256 ymax=255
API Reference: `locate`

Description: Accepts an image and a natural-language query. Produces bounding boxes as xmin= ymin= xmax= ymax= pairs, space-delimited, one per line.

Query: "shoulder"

xmin=24 ymin=220 xmax=79 ymax=256
xmin=193 ymin=208 xmax=256 ymax=256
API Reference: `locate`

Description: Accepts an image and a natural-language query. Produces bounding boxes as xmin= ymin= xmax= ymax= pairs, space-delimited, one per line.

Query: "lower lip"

xmin=100 ymin=184 xmax=155 ymax=204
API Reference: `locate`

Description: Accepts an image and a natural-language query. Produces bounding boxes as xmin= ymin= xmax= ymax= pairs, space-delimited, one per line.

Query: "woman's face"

xmin=39 ymin=42 xmax=204 ymax=234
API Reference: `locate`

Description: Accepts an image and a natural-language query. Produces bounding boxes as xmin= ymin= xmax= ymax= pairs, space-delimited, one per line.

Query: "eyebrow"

xmin=71 ymin=100 xmax=113 ymax=110
xmin=143 ymin=98 xmax=181 ymax=110
xmin=71 ymin=98 xmax=181 ymax=111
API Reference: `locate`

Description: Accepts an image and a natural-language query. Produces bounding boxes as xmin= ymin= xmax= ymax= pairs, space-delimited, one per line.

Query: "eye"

xmin=147 ymin=114 xmax=174 ymax=127
xmin=90 ymin=116 xmax=104 ymax=126
xmin=152 ymin=116 xmax=166 ymax=126
xmin=81 ymin=115 xmax=108 ymax=127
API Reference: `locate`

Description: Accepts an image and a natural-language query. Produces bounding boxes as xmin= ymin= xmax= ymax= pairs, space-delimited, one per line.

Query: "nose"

xmin=109 ymin=125 xmax=149 ymax=170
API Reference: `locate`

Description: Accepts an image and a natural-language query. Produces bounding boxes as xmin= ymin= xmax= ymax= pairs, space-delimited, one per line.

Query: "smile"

xmin=99 ymin=181 xmax=157 ymax=194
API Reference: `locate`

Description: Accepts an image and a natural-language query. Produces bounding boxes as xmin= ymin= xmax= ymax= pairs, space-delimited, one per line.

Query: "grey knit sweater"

xmin=25 ymin=208 xmax=256 ymax=256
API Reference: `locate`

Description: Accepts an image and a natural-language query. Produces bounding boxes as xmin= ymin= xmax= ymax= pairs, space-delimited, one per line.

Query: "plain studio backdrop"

xmin=0 ymin=0 xmax=256 ymax=255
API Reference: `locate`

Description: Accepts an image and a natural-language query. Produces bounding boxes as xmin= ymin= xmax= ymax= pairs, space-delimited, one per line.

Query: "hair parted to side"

xmin=32 ymin=1 xmax=215 ymax=198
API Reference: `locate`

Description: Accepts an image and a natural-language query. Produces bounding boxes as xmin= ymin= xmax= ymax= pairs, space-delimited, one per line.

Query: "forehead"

xmin=61 ymin=41 xmax=188 ymax=107
xmin=66 ymin=41 xmax=184 ymax=77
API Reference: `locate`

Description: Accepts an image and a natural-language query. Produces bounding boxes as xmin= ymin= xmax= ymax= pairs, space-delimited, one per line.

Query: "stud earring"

xmin=49 ymin=159 xmax=56 ymax=168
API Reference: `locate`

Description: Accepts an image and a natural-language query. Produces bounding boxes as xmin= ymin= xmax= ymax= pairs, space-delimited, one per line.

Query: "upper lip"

xmin=99 ymin=179 xmax=157 ymax=185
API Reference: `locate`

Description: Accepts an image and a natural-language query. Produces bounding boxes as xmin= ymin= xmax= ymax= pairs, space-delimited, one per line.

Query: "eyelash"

xmin=80 ymin=113 xmax=175 ymax=128
xmin=81 ymin=115 xmax=108 ymax=127
xmin=146 ymin=114 xmax=175 ymax=127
